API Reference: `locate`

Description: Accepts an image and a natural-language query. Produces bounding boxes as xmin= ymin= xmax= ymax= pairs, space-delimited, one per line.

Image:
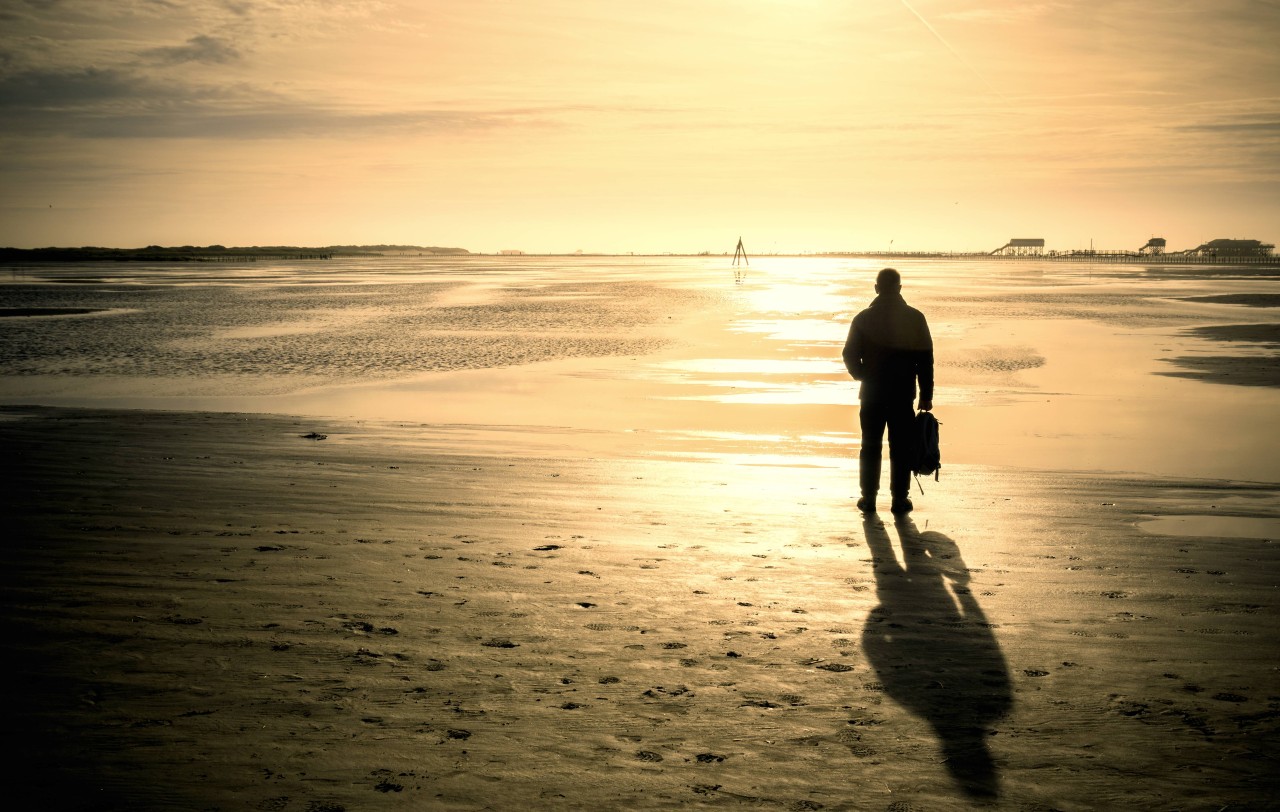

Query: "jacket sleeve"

xmin=842 ymin=319 xmax=863 ymax=380
xmin=916 ymin=315 xmax=934 ymax=402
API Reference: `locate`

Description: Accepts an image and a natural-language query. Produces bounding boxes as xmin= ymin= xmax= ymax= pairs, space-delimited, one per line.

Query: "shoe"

xmin=856 ymin=496 xmax=877 ymax=513
xmin=890 ymin=497 xmax=913 ymax=515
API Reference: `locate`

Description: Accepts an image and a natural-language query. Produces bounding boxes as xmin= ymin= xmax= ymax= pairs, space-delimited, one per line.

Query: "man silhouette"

xmin=842 ymin=268 xmax=934 ymax=514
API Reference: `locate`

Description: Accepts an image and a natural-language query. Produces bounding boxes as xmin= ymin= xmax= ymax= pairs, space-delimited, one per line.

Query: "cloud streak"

xmin=145 ymin=34 xmax=241 ymax=65
xmin=0 ymin=65 xmax=637 ymax=139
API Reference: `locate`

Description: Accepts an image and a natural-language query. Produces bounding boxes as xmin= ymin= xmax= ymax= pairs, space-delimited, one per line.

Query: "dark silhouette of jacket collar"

xmin=871 ymin=291 xmax=907 ymax=307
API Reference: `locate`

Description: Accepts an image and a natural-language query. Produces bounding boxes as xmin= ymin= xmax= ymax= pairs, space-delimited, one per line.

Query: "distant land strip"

xmin=2 ymin=246 xmax=1278 ymax=265
xmin=0 ymin=245 xmax=470 ymax=262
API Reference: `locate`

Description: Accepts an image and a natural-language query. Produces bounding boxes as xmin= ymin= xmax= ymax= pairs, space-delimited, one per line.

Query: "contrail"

xmin=898 ymin=0 xmax=1006 ymax=100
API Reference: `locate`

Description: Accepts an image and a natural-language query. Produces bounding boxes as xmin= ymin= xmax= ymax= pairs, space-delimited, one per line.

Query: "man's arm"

xmin=842 ymin=319 xmax=863 ymax=380
xmin=916 ymin=315 xmax=934 ymax=411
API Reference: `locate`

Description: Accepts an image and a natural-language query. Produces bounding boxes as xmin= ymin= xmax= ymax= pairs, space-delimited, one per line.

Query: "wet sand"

xmin=4 ymin=406 xmax=1278 ymax=811
xmin=4 ymin=255 xmax=1279 ymax=481
xmin=3 ymin=256 xmax=1278 ymax=809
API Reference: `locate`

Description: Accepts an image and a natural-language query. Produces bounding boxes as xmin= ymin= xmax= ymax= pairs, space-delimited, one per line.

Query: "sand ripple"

xmin=0 ymin=279 xmax=709 ymax=380
xmin=944 ymin=346 xmax=1046 ymax=374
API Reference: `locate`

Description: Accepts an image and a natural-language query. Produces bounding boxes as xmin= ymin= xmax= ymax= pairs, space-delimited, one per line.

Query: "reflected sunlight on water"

xmin=731 ymin=318 xmax=846 ymax=342
xmin=647 ymin=429 xmax=856 ymax=452
xmin=669 ymin=381 xmax=851 ymax=406
xmin=656 ymin=358 xmax=838 ymax=374
xmin=735 ymin=279 xmax=850 ymax=316
xmin=1140 ymin=515 xmax=1280 ymax=539
xmin=2 ymin=254 xmax=1277 ymax=479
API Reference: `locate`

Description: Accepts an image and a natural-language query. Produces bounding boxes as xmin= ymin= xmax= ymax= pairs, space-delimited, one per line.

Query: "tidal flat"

xmin=2 ymin=255 xmax=1277 ymax=809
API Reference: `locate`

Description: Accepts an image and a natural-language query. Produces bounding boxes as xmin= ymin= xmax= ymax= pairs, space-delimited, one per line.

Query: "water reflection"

xmin=6 ymin=254 xmax=1275 ymax=479
xmin=861 ymin=516 xmax=1012 ymax=799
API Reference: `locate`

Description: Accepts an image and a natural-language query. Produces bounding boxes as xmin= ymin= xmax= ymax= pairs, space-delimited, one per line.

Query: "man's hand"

xmin=918 ymin=399 xmax=933 ymax=412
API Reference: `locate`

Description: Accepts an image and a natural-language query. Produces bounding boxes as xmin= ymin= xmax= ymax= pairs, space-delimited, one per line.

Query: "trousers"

xmin=858 ymin=398 xmax=915 ymax=499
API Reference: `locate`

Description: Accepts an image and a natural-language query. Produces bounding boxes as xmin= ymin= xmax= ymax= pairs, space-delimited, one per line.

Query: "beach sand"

xmin=4 ymin=406 xmax=1278 ymax=811
xmin=3 ymin=255 xmax=1278 ymax=809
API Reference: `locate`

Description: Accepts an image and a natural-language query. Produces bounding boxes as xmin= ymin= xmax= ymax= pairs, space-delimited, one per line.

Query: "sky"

xmin=1 ymin=0 xmax=1278 ymax=254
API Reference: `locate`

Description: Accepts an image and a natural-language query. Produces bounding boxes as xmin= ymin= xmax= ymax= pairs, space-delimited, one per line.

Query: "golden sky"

xmin=1 ymin=0 xmax=1277 ymax=253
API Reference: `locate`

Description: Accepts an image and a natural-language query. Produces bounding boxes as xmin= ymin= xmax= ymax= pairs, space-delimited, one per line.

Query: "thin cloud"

xmin=0 ymin=66 xmax=148 ymax=107
xmin=936 ymin=3 xmax=1066 ymax=24
xmin=1174 ymin=121 xmax=1280 ymax=133
xmin=145 ymin=34 xmax=241 ymax=65
xmin=0 ymin=58 xmax=697 ymax=140
xmin=72 ymin=108 xmax=528 ymax=140
xmin=0 ymin=66 xmax=577 ymax=139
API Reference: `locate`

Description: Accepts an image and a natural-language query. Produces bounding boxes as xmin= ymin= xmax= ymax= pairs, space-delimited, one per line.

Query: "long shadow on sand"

xmin=861 ymin=515 xmax=1012 ymax=800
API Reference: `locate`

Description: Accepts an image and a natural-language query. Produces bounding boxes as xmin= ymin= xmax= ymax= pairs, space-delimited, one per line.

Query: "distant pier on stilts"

xmin=990 ymin=238 xmax=1045 ymax=256
xmin=1138 ymin=237 xmax=1166 ymax=256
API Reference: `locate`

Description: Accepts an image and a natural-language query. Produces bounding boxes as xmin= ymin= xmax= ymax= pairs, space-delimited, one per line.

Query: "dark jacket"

xmin=843 ymin=292 xmax=934 ymax=403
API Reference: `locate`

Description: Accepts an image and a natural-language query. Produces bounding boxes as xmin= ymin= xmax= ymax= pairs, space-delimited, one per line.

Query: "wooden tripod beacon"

xmin=732 ymin=237 xmax=749 ymax=266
